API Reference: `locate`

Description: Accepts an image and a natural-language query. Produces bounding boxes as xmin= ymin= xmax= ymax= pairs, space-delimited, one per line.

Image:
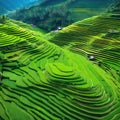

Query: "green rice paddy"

xmin=0 ymin=17 xmax=120 ymax=120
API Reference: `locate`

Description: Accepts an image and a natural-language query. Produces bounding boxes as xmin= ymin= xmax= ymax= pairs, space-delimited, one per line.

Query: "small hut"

xmin=88 ymin=55 xmax=95 ymax=61
xmin=57 ymin=26 xmax=62 ymax=30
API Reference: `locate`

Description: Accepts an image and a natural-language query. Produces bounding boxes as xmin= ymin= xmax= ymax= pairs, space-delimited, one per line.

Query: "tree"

xmin=0 ymin=15 xmax=7 ymax=24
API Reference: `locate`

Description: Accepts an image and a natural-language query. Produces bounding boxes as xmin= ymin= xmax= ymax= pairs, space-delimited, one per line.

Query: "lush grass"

xmin=0 ymin=18 xmax=120 ymax=120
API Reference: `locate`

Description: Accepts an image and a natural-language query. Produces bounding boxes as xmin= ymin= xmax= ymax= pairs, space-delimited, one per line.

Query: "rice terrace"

xmin=0 ymin=0 xmax=120 ymax=120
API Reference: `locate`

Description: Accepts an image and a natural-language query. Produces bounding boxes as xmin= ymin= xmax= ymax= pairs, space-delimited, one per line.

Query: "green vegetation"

xmin=0 ymin=15 xmax=7 ymax=24
xmin=0 ymin=15 xmax=120 ymax=120
xmin=49 ymin=13 xmax=120 ymax=81
xmin=10 ymin=0 xmax=113 ymax=31
xmin=0 ymin=1 xmax=120 ymax=119
xmin=11 ymin=0 xmax=73 ymax=31
xmin=108 ymin=0 xmax=120 ymax=19
xmin=0 ymin=0 xmax=40 ymax=15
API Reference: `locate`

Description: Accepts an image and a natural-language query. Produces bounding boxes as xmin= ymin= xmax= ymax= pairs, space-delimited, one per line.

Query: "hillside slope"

xmin=108 ymin=0 xmax=120 ymax=18
xmin=0 ymin=19 xmax=120 ymax=119
xmin=11 ymin=0 xmax=113 ymax=31
xmin=49 ymin=12 xmax=120 ymax=81
xmin=0 ymin=0 xmax=41 ymax=15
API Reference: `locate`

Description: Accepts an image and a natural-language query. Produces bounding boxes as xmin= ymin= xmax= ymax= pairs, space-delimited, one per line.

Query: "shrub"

xmin=0 ymin=15 xmax=7 ymax=24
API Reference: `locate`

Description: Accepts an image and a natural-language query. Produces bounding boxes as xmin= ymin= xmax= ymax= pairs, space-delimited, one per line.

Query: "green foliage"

xmin=108 ymin=0 xmax=120 ymax=13
xmin=12 ymin=2 xmax=73 ymax=31
xmin=0 ymin=0 xmax=40 ymax=15
xmin=0 ymin=15 xmax=7 ymax=24
xmin=0 ymin=16 xmax=120 ymax=120
xmin=11 ymin=0 xmax=113 ymax=31
xmin=49 ymin=14 xmax=120 ymax=82
xmin=0 ymin=52 xmax=4 ymax=60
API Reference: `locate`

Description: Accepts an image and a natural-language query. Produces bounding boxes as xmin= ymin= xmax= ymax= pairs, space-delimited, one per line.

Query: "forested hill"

xmin=108 ymin=0 xmax=120 ymax=13
xmin=0 ymin=0 xmax=41 ymax=15
xmin=10 ymin=0 xmax=114 ymax=31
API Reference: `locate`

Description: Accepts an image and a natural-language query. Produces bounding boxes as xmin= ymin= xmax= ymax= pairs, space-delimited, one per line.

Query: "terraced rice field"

xmin=0 ymin=19 xmax=120 ymax=120
xmin=49 ymin=15 xmax=120 ymax=82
